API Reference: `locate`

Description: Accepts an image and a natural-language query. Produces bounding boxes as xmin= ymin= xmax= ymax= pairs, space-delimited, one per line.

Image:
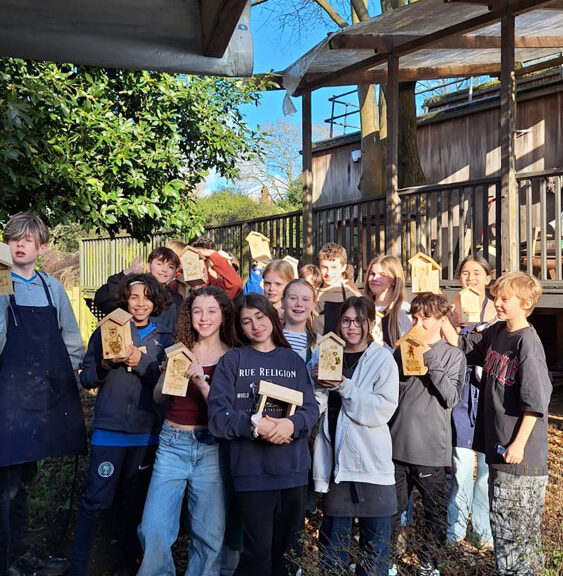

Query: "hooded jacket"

xmin=310 ymin=342 xmax=399 ymax=493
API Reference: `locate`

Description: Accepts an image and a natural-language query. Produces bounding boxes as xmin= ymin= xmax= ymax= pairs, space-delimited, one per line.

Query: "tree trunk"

xmin=398 ymin=81 xmax=426 ymax=187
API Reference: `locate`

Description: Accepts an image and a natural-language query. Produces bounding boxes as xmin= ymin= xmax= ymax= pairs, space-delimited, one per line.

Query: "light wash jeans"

xmin=137 ymin=423 xmax=226 ymax=576
xmin=447 ymin=447 xmax=492 ymax=543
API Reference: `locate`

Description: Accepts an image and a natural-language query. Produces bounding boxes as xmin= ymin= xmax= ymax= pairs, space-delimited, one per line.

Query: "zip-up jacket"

xmin=310 ymin=342 xmax=399 ymax=493
xmin=80 ymin=322 xmax=174 ymax=434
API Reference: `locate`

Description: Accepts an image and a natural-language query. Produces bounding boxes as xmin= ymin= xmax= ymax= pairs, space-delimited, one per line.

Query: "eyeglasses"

xmin=341 ymin=317 xmax=365 ymax=328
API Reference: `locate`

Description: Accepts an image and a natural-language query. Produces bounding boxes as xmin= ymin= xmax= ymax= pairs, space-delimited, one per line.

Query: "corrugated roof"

xmin=283 ymin=0 xmax=563 ymax=95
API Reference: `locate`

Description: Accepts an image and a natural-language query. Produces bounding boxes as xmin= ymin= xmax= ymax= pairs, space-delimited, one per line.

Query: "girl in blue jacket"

xmin=208 ymin=293 xmax=319 ymax=576
xmin=310 ymin=296 xmax=399 ymax=576
xmin=71 ymin=274 xmax=174 ymax=576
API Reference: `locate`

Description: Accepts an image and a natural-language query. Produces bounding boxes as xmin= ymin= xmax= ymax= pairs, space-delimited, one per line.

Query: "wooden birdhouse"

xmin=0 ymin=243 xmax=13 ymax=296
xmin=98 ymin=308 xmax=133 ymax=360
xmin=283 ymin=255 xmax=299 ymax=279
xmin=162 ymin=343 xmax=197 ymax=397
xmin=395 ymin=325 xmax=429 ymax=376
xmin=256 ymin=380 xmax=303 ymax=418
xmin=181 ymin=246 xmax=206 ymax=286
xmin=245 ymin=231 xmax=272 ymax=262
xmin=409 ymin=252 xmax=442 ymax=294
xmin=455 ymin=287 xmax=481 ymax=325
xmin=317 ymin=331 xmax=346 ymax=381
xmin=175 ymin=278 xmax=190 ymax=300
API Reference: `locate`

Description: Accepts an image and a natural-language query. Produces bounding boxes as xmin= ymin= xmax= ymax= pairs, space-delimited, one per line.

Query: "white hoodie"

xmin=309 ymin=342 xmax=399 ymax=493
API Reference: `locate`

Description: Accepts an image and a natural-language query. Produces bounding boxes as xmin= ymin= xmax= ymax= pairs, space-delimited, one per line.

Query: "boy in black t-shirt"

xmin=446 ymin=272 xmax=552 ymax=575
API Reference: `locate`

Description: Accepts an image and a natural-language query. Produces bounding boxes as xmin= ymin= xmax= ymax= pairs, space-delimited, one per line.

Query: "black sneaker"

xmin=417 ymin=560 xmax=440 ymax=576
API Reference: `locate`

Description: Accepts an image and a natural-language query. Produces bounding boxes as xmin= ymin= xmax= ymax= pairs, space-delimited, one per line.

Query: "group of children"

xmin=0 ymin=213 xmax=552 ymax=576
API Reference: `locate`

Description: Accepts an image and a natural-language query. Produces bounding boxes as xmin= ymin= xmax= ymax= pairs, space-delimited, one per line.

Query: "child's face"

xmin=127 ymin=283 xmax=154 ymax=326
xmin=412 ymin=311 xmax=444 ymax=343
xmin=459 ymin=261 xmax=491 ymax=294
xmin=191 ymin=295 xmax=223 ymax=340
xmin=339 ymin=308 xmax=369 ymax=349
xmin=494 ymin=291 xmax=530 ymax=323
xmin=263 ymin=272 xmax=288 ymax=308
xmin=148 ymin=257 xmax=177 ymax=285
xmin=319 ymin=259 xmax=346 ymax=287
xmin=283 ymin=283 xmax=316 ymax=325
xmin=367 ymin=263 xmax=394 ymax=297
xmin=239 ymin=306 xmax=274 ymax=346
xmin=8 ymin=235 xmax=47 ymax=268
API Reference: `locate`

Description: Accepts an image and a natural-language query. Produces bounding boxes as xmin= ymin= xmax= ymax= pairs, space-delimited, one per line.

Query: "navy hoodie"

xmin=208 ymin=345 xmax=319 ymax=492
xmin=80 ymin=321 xmax=174 ymax=434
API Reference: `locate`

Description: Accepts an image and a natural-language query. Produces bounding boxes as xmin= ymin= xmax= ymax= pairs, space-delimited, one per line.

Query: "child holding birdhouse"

xmin=309 ymin=296 xmax=399 ymax=576
xmin=138 ymin=286 xmax=237 ymax=576
xmin=443 ymin=255 xmax=496 ymax=549
xmin=71 ymin=274 xmax=174 ymax=576
xmin=208 ymin=293 xmax=318 ymax=576
xmin=389 ymin=292 xmax=466 ymax=576
xmin=0 ymin=213 xmax=86 ymax=576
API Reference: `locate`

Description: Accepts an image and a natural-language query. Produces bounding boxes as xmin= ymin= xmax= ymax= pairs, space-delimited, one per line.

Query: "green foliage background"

xmin=0 ymin=59 xmax=266 ymax=240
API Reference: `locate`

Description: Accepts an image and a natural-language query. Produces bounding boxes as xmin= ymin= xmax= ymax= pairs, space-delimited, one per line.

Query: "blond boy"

xmin=313 ymin=243 xmax=359 ymax=335
xmin=455 ymin=272 xmax=551 ymax=576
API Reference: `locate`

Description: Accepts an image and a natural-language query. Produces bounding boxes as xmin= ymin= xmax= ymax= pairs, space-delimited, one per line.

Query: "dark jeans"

xmin=234 ymin=485 xmax=307 ymax=576
xmin=0 ymin=462 xmax=37 ymax=575
xmin=391 ymin=461 xmax=447 ymax=566
xmin=70 ymin=444 xmax=156 ymax=576
xmin=320 ymin=515 xmax=391 ymax=576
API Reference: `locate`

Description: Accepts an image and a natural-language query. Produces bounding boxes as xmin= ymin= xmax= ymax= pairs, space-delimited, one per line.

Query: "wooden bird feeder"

xmin=181 ymin=246 xmax=206 ymax=286
xmin=162 ymin=343 xmax=197 ymax=397
xmin=98 ymin=308 xmax=133 ymax=360
xmin=409 ymin=252 xmax=442 ymax=294
xmin=282 ymin=255 xmax=299 ymax=279
xmin=175 ymin=278 xmax=190 ymax=300
xmin=317 ymin=331 xmax=346 ymax=381
xmin=246 ymin=231 xmax=272 ymax=262
xmin=0 ymin=243 xmax=13 ymax=296
xmin=256 ymin=380 xmax=303 ymax=417
xmin=395 ymin=325 xmax=429 ymax=376
xmin=455 ymin=287 xmax=482 ymax=325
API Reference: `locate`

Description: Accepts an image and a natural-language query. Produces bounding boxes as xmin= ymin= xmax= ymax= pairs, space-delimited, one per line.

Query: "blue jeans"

xmin=321 ymin=515 xmax=391 ymax=576
xmin=447 ymin=448 xmax=492 ymax=543
xmin=137 ymin=423 xmax=226 ymax=576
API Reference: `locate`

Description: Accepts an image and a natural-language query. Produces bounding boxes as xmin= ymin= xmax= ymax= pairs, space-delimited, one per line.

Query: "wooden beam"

xmin=330 ymin=33 xmax=563 ymax=50
xmin=515 ymin=54 xmax=563 ymax=76
xmin=299 ymin=0 xmax=557 ymax=93
xmin=385 ymin=54 xmax=401 ymax=257
xmin=302 ymin=92 xmax=314 ymax=264
xmin=500 ymin=12 xmax=518 ymax=273
xmin=200 ymin=0 xmax=247 ymax=58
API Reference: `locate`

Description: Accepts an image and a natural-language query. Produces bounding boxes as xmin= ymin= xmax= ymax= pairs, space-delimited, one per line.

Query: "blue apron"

xmin=0 ymin=272 xmax=86 ymax=466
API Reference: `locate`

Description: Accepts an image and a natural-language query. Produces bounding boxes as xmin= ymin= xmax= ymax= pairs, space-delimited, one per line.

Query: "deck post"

xmin=385 ymin=53 xmax=401 ymax=257
xmin=302 ymin=90 xmax=314 ymax=263
xmin=500 ymin=11 xmax=517 ymax=273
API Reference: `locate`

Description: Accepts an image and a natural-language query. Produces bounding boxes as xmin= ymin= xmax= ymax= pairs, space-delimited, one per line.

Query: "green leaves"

xmin=0 ymin=60 xmax=266 ymax=241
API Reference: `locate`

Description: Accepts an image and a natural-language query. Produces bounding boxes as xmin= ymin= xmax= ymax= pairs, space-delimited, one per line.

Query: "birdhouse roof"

xmin=0 ymin=243 xmax=13 ymax=267
xmin=283 ymin=255 xmax=299 ymax=266
xmin=180 ymin=246 xmax=202 ymax=260
xmin=395 ymin=324 xmax=428 ymax=347
xmin=245 ymin=231 xmax=269 ymax=244
xmin=408 ymin=252 xmax=442 ymax=270
xmin=165 ymin=342 xmax=197 ymax=362
xmin=317 ymin=331 xmax=346 ymax=347
xmin=98 ymin=308 xmax=133 ymax=327
xmin=458 ymin=286 xmax=481 ymax=298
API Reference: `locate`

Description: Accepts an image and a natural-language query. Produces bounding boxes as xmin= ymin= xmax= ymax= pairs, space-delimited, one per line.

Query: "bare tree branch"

xmin=350 ymin=0 xmax=370 ymax=22
xmin=313 ymin=0 xmax=349 ymax=28
xmin=251 ymin=0 xmax=269 ymax=6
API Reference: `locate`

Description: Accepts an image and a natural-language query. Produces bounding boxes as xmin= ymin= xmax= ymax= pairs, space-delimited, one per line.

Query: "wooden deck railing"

xmin=80 ymin=168 xmax=563 ymax=295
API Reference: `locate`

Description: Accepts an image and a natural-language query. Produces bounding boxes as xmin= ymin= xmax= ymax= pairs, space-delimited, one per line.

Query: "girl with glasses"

xmin=310 ymin=296 xmax=399 ymax=576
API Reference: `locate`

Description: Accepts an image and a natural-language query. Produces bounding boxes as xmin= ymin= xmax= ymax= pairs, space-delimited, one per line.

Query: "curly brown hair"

xmin=114 ymin=273 xmax=171 ymax=317
xmin=175 ymin=286 xmax=237 ymax=350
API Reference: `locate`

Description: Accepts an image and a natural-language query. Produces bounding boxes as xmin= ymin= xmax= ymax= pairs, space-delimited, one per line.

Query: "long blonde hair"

xmin=364 ymin=255 xmax=407 ymax=345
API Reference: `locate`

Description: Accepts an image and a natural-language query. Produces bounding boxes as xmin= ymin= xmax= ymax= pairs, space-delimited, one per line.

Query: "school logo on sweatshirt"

xmin=98 ymin=461 xmax=115 ymax=478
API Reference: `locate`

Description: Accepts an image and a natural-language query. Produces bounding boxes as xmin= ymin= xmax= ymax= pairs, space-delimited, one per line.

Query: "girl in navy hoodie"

xmin=71 ymin=274 xmax=174 ymax=576
xmin=208 ymin=293 xmax=319 ymax=576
